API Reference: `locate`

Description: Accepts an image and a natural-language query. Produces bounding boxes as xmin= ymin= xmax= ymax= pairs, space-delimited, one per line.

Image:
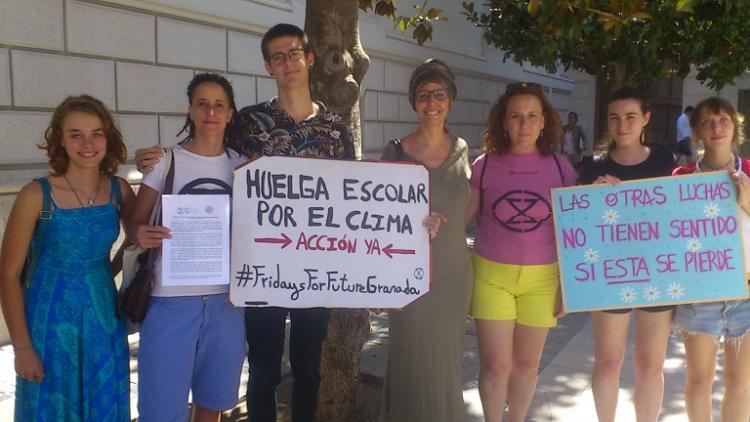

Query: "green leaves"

xmin=675 ymin=0 xmax=695 ymax=12
xmin=362 ymin=0 xmax=446 ymax=45
xmin=363 ymin=0 xmax=749 ymax=88
xmin=460 ymin=0 xmax=750 ymax=89
xmin=359 ymin=0 xmax=395 ymax=18
xmin=528 ymin=0 xmax=541 ymax=16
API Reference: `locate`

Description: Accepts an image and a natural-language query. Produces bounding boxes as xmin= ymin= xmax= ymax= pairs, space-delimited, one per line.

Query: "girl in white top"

xmin=127 ymin=73 xmax=246 ymax=422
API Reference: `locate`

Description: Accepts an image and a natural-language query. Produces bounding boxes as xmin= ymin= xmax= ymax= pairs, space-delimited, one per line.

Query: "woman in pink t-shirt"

xmin=466 ymin=83 xmax=576 ymax=422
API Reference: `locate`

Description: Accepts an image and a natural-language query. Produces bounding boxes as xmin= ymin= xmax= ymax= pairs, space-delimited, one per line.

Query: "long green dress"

xmin=379 ymin=137 xmax=473 ymax=422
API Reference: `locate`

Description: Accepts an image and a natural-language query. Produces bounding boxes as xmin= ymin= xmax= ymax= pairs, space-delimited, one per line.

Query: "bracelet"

xmin=12 ymin=344 xmax=31 ymax=352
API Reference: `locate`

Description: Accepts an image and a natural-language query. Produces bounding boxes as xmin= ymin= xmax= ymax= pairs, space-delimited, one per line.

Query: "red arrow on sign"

xmin=383 ymin=243 xmax=416 ymax=259
xmin=254 ymin=233 xmax=292 ymax=249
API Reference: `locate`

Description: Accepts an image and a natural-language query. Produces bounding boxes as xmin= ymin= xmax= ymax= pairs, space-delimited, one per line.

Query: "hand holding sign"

xmin=423 ymin=212 xmax=447 ymax=239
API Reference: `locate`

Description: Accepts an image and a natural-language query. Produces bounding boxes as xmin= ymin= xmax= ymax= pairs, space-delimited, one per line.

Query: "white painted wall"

xmin=0 ymin=0 xmax=577 ymax=343
xmin=683 ymin=71 xmax=750 ymax=114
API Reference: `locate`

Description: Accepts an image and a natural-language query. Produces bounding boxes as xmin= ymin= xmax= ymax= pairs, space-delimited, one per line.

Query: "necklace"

xmin=698 ymin=155 xmax=737 ymax=172
xmin=63 ymin=174 xmax=101 ymax=207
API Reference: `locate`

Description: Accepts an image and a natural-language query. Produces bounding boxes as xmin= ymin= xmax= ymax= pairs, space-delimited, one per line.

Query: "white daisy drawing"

xmin=704 ymin=203 xmax=721 ymax=218
xmin=667 ymin=282 xmax=685 ymax=300
xmin=620 ymin=287 xmax=637 ymax=303
xmin=643 ymin=285 xmax=660 ymax=301
xmin=602 ymin=209 xmax=620 ymax=224
xmin=584 ymin=248 xmax=600 ymax=263
xmin=686 ymin=238 xmax=703 ymax=252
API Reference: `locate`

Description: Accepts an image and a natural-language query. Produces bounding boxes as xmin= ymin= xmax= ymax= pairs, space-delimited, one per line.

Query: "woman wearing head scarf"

xmin=378 ymin=59 xmax=474 ymax=422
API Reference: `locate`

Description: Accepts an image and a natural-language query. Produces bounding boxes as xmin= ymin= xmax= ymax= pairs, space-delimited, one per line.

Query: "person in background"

xmin=467 ymin=82 xmax=577 ymax=422
xmin=128 ymin=73 xmax=246 ymax=422
xmin=561 ymin=111 xmax=587 ymax=165
xmin=673 ymin=97 xmax=750 ymax=422
xmin=0 ymin=95 xmax=133 ymax=421
xmin=676 ymin=105 xmax=695 ymax=164
xmin=579 ymin=87 xmax=676 ymax=422
xmin=379 ymin=58 xmax=473 ymax=422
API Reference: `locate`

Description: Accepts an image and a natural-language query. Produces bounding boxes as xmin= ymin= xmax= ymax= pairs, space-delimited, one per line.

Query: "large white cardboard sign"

xmin=230 ymin=156 xmax=431 ymax=308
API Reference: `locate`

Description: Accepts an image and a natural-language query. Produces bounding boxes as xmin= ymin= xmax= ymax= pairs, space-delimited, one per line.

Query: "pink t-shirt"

xmin=470 ymin=152 xmax=577 ymax=265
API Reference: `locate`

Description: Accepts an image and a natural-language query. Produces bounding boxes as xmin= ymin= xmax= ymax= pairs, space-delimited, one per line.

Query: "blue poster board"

xmin=552 ymin=172 xmax=749 ymax=312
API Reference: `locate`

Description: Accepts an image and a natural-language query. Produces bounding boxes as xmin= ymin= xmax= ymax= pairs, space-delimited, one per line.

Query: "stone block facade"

xmin=0 ymin=0 xmax=580 ymax=343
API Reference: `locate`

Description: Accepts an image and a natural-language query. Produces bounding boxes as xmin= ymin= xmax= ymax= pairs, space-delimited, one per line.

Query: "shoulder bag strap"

xmin=552 ymin=154 xmax=565 ymax=185
xmin=163 ymin=149 xmax=176 ymax=195
xmin=478 ymin=154 xmax=489 ymax=225
xmin=146 ymin=149 xmax=176 ymax=269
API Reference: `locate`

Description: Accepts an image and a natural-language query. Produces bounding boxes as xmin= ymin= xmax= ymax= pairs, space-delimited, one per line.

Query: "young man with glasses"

xmin=135 ymin=23 xmax=353 ymax=422
xmin=231 ymin=23 xmax=354 ymax=422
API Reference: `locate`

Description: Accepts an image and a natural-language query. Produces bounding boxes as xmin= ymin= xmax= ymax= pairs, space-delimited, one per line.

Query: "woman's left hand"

xmin=731 ymin=170 xmax=750 ymax=214
xmin=423 ymin=212 xmax=448 ymax=239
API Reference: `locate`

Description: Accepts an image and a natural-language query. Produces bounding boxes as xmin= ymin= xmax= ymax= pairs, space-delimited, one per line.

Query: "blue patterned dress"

xmin=15 ymin=177 xmax=130 ymax=422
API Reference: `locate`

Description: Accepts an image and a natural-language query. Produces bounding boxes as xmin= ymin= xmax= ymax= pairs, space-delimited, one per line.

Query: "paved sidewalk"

xmin=0 ymin=312 xmax=721 ymax=421
xmin=527 ymin=316 xmax=722 ymax=421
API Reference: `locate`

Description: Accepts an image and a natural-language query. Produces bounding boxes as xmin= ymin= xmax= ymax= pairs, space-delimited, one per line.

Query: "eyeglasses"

xmin=268 ymin=48 xmax=306 ymax=66
xmin=505 ymin=82 xmax=544 ymax=94
xmin=416 ymin=89 xmax=450 ymax=102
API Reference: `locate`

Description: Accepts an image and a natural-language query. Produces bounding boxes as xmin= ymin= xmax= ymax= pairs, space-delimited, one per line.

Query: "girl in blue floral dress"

xmin=0 ymin=95 xmax=134 ymax=421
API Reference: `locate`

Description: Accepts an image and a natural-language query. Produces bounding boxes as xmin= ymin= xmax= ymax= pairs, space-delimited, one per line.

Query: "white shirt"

xmin=676 ymin=113 xmax=691 ymax=142
xmin=142 ymin=145 xmax=247 ymax=297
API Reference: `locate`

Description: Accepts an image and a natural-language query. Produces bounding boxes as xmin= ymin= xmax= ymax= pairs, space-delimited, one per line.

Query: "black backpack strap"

xmin=389 ymin=139 xmax=405 ymax=161
xmin=478 ymin=154 xmax=489 ymax=224
xmin=552 ymin=154 xmax=565 ymax=185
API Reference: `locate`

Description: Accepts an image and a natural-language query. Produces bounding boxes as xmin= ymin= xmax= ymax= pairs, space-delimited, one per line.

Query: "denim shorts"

xmin=674 ymin=299 xmax=750 ymax=341
xmin=137 ymin=293 xmax=246 ymax=422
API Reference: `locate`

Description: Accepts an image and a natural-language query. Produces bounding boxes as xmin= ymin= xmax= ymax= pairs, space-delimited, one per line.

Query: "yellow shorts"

xmin=470 ymin=254 xmax=559 ymax=328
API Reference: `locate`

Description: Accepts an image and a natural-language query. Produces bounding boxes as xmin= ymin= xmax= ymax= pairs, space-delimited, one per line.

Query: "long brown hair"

xmin=40 ymin=95 xmax=126 ymax=175
xmin=482 ymin=82 xmax=561 ymax=155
